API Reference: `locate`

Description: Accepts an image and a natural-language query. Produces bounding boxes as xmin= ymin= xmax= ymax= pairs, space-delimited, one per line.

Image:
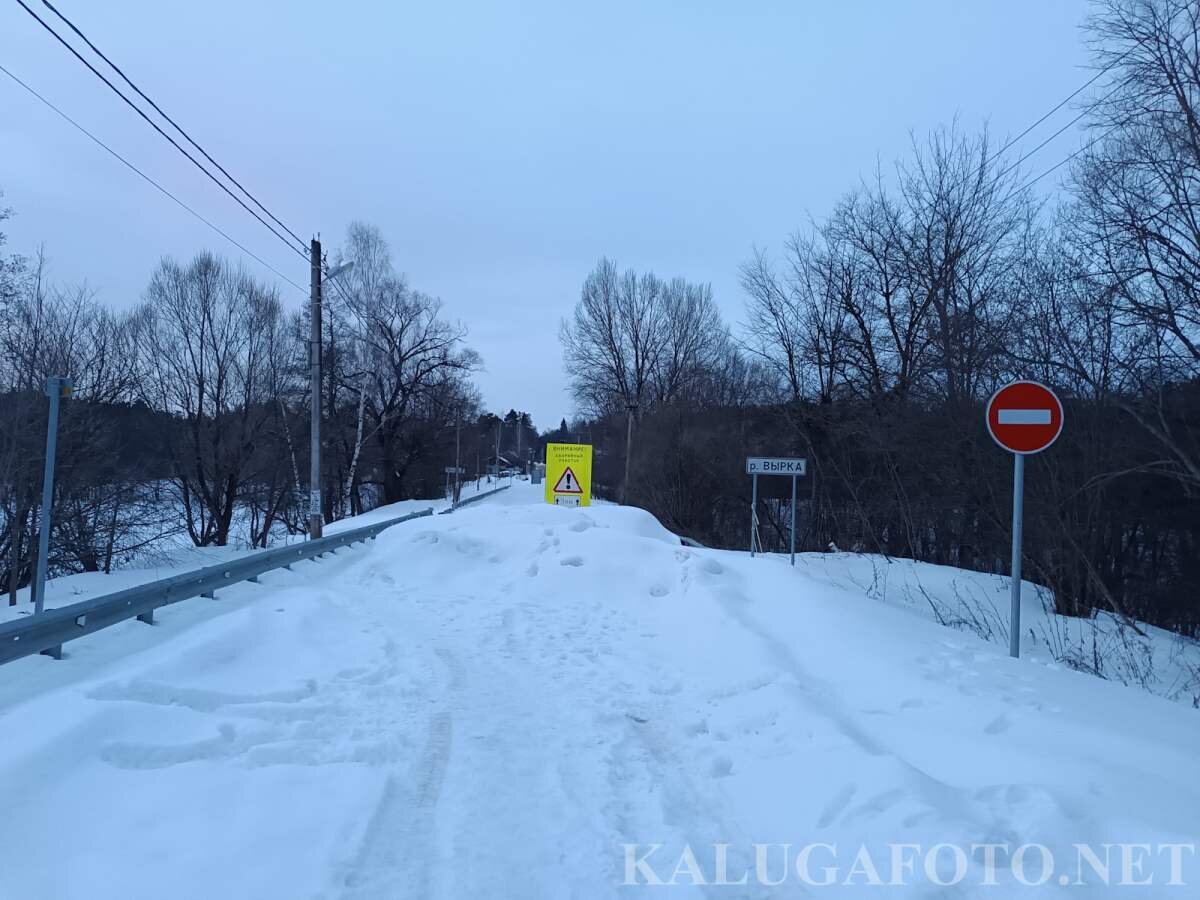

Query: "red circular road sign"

xmin=986 ymin=381 xmax=1064 ymax=455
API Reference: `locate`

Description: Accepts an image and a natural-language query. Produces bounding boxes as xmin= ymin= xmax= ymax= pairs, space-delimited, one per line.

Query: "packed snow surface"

xmin=1 ymin=483 xmax=1197 ymax=897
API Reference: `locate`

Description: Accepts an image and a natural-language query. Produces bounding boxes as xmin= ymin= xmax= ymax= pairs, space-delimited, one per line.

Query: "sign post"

xmin=986 ymin=381 xmax=1064 ymax=659
xmin=745 ymin=457 xmax=807 ymax=565
xmin=34 ymin=376 xmax=72 ymax=616
xmin=545 ymin=443 xmax=592 ymax=507
xmin=750 ymin=471 xmax=758 ymax=557
xmin=790 ymin=471 xmax=798 ymax=565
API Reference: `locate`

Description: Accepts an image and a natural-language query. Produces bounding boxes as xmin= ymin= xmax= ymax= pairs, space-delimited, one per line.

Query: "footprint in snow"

xmin=817 ymin=784 xmax=857 ymax=828
xmin=984 ymin=714 xmax=1011 ymax=735
xmin=709 ymin=756 xmax=734 ymax=778
xmin=560 ymin=556 xmax=584 ymax=567
xmin=842 ymin=789 xmax=905 ymax=825
xmin=649 ymin=583 xmax=669 ymax=597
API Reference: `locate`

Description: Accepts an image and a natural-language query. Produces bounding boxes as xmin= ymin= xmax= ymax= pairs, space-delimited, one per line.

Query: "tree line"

xmin=560 ymin=0 xmax=1200 ymax=640
xmin=0 ymin=218 xmax=489 ymax=602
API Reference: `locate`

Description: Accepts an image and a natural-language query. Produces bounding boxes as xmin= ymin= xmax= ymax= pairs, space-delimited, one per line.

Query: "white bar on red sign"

xmin=997 ymin=409 xmax=1052 ymax=425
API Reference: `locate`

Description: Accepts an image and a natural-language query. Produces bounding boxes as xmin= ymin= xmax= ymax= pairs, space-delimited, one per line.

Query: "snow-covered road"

xmin=1 ymin=484 xmax=1198 ymax=898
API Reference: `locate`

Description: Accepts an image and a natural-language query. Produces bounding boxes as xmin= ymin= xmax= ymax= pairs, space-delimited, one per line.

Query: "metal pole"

xmin=622 ymin=404 xmax=636 ymax=505
xmin=1009 ymin=453 xmax=1025 ymax=658
xmin=454 ymin=410 xmax=462 ymax=503
xmin=34 ymin=376 xmax=68 ymax=615
xmin=790 ymin=473 xmax=797 ymax=566
xmin=308 ymin=237 xmax=323 ymax=540
xmin=750 ymin=473 xmax=758 ymax=557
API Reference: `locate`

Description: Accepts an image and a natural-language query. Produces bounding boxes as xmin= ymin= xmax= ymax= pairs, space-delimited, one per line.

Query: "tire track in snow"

xmin=609 ymin=713 xmax=774 ymax=900
xmin=341 ymin=648 xmax=458 ymax=899
xmin=712 ymin=582 xmax=1047 ymax=848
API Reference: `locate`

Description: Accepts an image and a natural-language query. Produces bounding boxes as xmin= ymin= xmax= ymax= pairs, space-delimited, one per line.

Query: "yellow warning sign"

xmin=544 ymin=443 xmax=592 ymax=507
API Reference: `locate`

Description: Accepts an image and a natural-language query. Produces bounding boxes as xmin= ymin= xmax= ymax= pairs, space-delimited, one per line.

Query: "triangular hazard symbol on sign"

xmin=553 ymin=466 xmax=583 ymax=493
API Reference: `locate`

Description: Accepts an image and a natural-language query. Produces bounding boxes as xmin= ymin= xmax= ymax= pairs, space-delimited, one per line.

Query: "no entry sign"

xmin=986 ymin=381 xmax=1064 ymax=455
xmin=986 ymin=379 xmax=1065 ymax=661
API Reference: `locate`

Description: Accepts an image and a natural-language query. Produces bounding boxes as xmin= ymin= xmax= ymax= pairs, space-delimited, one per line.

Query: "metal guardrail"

xmin=0 ymin=507 xmax=434 ymax=667
xmin=439 ymin=482 xmax=510 ymax=514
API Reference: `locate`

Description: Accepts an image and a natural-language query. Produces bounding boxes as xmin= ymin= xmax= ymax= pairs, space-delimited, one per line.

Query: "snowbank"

xmin=0 ymin=481 xmax=1196 ymax=897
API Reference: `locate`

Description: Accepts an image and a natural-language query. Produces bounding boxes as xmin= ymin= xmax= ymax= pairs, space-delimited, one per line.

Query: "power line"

xmin=37 ymin=0 xmax=308 ymax=251
xmin=986 ymin=60 xmax=1124 ymax=170
xmin=13 ymin=0 xmax=308 ymax=262
xmin=1018 ymin=124 xmax=1118 ymax=192
xmin=0 ymin=61 xmax=307 ymax=295
xmin=988 ymin=2 xmax=1189 ymax=181
xmin=996 ymin=100 xmax=1102 ymax=185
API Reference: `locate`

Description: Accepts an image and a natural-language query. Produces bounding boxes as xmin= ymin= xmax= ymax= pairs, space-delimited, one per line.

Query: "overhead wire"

xmin=0 ymin=61 xmax=308 ymax=295
xmin=36 ymin=0 xmax=308 ymax=251
xmin=13 ymin=0 xmax=308 ymax=262
xmin=994 ymin=2 xmax=1191 ymax=194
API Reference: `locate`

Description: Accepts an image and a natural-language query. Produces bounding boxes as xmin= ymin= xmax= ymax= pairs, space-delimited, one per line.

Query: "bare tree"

xmin=741 ymin=231 xmax=852 ymax=404
xmin=563 ymin=258 xmax=725 ymax=416
xmin=1072 ymin=0 xmax=1200 ymax=488
xmin=0 ymin=248 xmax=157 ymax=594
xmin=892 ymin=126 xmax=1030 ymax=404
xmin=740 ymin=247 xmax=810 ymax=402
xmin=652 ymin=277 xmax=724 ymax=405
xmin=332 ymin=224 xmax=480 ymax=504
xmin=137 ymin=252 xmax=286 ymax=546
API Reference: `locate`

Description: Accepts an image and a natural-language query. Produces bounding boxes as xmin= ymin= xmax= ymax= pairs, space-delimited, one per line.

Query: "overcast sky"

xmin=1 ymin=0 xmax=1092 ymax=429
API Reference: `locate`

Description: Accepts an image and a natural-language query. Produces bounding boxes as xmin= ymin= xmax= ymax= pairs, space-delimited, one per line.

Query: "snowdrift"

xmin=0 ymin=482 xmax=1196 ymax=897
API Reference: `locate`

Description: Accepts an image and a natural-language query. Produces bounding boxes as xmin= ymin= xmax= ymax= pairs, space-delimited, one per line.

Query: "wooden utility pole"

xmin=308 ymin=238 xmax=323 ymax=539
xmin=622 ymin=403 xmax=636 ymax=505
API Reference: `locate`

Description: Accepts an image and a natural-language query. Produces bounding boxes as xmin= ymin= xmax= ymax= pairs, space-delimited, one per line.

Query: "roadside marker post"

xmin=985 ymin=380 xmax=1064 ymax=659
xmin=33 ymin=376 xmax=72 ymax=616
xmin=444 ymin=465 xmax=465 ymax=503
xmin=745 ymin=457 xmax=807 ymax=565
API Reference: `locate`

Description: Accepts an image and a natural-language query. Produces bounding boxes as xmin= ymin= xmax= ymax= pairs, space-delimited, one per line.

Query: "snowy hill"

xmin=0 ymin=482 xmax=1197 ymax=897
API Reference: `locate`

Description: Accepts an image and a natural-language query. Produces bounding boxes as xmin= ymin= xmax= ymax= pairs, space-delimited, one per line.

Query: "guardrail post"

xmin=136 ymin=610 xmax=154 ymax=625
xmin=39 ymin=645 xmax=62 ymax=660
xmin=202 ymin=590 xmax=215 ymax=599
